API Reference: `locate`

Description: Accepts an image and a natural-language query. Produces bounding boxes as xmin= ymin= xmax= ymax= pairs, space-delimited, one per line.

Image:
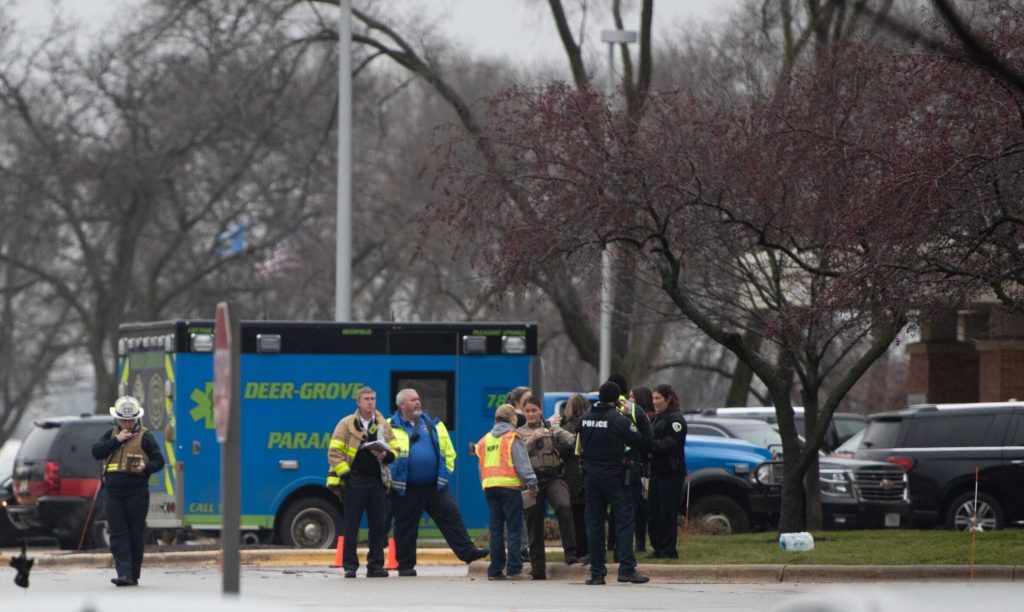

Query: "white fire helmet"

xmin=110 ymin=395 xmax=145 ymax=420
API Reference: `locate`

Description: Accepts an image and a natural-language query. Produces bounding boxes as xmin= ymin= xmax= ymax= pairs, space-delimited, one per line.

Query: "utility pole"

xmin=598 ymin=28 xmax=636 ymax=385
xmin=335 ymin=0 xmax=352 ymax=321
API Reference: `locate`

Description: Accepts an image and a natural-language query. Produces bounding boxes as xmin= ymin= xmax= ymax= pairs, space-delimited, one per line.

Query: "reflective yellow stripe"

xmin=326 ymin=476 xmax=341 ymax=486
xmin=329 ymin=438 xmax=357 ymax=458
xmin=438 ymin=423 xmax=456 ymax=473
xmin=334 ymin=462 xmax=351 ymax=476
xmin=107 ymin=464 xmax=121 ymax=471
xmin=163 ymin=354 xmax=177 ymax=497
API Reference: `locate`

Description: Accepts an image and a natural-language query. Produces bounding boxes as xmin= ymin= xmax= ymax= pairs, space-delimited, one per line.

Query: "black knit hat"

xmin=599 ymin=381 xmax=620 ymax=404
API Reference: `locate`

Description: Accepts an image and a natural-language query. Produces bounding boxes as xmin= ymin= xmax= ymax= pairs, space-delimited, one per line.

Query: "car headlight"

xmin=819 ymin=469 xmax=854 ymax=497
xmin=752 ymin=461 xmax=783 ymax=486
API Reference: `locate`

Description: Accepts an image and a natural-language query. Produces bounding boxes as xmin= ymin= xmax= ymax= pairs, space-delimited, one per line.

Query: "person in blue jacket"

xmin=388 ymin=388 xmax=488 ymax=576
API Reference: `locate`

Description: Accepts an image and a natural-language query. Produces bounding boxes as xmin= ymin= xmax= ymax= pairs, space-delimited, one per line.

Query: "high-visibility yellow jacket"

xmin=326 ymin=410 xmax=398 ymax=489
xmin=388 ymin=413 xmax=456 ymax=496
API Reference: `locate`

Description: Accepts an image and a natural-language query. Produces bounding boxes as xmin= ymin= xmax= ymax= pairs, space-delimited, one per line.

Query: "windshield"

xmin=16 ymin=426 xmax=60 ymax=462
xmin=860 ymin=419 xmax=902 ymax=449
xmin=834 ymin=416 xmax=867 ymax=440
xmin=725 ymin=421 xmax=783 ymax=449
xmin=0 ymin=440 xmax=20 ymax=478
xmin=833 ymin=428 xmax=864 ymax=455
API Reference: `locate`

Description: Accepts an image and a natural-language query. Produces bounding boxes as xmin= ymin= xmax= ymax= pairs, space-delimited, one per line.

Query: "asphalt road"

xmin=1 ymin=565 xmax=815 ymax=611
xmin=4 ymin=565 xmax=1023 ymax=611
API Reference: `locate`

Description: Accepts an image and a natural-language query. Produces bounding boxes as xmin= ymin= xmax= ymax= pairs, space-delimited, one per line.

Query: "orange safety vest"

xmin=476 ymin=431 xmax=522 ymax=489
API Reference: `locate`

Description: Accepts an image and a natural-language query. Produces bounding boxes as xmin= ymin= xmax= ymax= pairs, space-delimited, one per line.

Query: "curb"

xmin=13 ymin=548 xmax=1024 ymax=581
xmin=24 ymin=548 xmax=464 ymax=569
xmin=466 ymin=562 xmax=1023 ymax=583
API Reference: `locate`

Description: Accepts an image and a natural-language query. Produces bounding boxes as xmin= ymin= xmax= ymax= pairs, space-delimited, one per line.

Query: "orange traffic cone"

xmin=385 ymin=537 xmax=398 ymax=570
xmin=330 ymin=535 xmax=344 ymax=568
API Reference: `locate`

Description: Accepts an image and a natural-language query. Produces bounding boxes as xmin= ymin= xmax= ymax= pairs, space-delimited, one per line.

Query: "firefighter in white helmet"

xmin=91 ymin=395 xmax=165 ymax=587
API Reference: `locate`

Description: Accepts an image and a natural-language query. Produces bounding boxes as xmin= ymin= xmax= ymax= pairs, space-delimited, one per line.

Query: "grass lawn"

xmin=549 ymin=529 xmax=1024 ymax=565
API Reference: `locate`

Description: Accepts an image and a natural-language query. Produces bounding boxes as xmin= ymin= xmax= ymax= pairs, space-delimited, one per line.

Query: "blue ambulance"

xmin=117 ymin=320 xmax=540 ymax=547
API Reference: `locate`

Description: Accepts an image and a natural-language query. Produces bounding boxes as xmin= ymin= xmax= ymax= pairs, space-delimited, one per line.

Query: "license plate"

xmin=884 ymin=512 xmax=900 ymax=527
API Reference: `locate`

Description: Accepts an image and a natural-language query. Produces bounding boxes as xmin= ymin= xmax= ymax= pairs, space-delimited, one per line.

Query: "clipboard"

xmin=361 ymin=440 xmax=391 ymax=454
xmin=522 ymin=490 xmax=537 ymax=509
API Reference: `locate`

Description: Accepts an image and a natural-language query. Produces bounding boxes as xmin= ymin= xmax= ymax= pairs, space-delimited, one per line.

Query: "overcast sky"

xmin=10 ymin=0 xmax=733 ymax=67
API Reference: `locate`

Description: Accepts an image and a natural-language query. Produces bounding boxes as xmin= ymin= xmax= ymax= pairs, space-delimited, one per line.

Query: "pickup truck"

xmin=683 ymin=435 xmax=773 ymax=533
xmin=686 ymin=416 xmax=910 ymax=531
xmin=546 ymin=393 xmax=773 ymax=534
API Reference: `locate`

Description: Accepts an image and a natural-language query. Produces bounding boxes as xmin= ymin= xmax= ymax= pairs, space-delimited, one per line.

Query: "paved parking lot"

xmin=3 ymin=561 xmax=1022 ymax=610
xmin=0 ymin=565 xmax=819 ymax=611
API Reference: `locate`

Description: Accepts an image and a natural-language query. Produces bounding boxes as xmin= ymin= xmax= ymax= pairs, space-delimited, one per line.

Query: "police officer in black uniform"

xmin=92 ymin=396 xmax=165 ymax=587
xmin=577 ymin=382 xmax=650 ymax=585
xmin=648 ymin=383 xmax=687 ymax=558
xmin=605 ymin=374 xmax=652 ymax=560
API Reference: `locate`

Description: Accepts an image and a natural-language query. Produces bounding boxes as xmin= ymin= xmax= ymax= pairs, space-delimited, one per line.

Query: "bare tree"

xmin=0 ymin=1 xmax=337 ymax=414
xmin=846 ymin=0 xmax=1024 ymax=313
xmin=296 ymin=0 xmax=721 ymax=388
xmin=431 ymin=17 xmax=924 ymax=527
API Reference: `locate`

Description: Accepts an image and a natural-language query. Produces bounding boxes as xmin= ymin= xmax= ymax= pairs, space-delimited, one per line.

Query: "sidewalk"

xmin=4 ymin=546 xmax=1023 ymax=581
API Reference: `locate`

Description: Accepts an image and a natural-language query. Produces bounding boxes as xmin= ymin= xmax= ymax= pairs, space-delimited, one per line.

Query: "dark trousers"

xmin=342 ymin=475 xmax=388 ymax=572
xmin=525 ymin=478 xmax=575 ymax=575
xmin=571 ymin=501 xmax=588 ymax=557
xmin=391 ymin=483 xmax=476 ymax=570
xmin=607 ymin=475 xmax=645 ymax=557
xmin=584 ymin=472 xmax=636 ymax=578
xmin=103 ymin=486 xmax=149 ymax=580
xmin=648 ymin=474 xmax=684 ymax=558
xmin=635 ymin=479 xmax=649 ymax=551
xmin=485 ymin=487 xmax=524 ymax=577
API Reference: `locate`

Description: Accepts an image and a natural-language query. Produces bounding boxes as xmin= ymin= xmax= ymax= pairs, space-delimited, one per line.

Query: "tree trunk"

xmin=724 ymin=327 xmax=763 ymax=406
xmin=801 ymin=389 xmax=824 ymax=531
xmin=803 ymin=453 xmax=823 ymax=531
xmin=779 ymin=455 xmax=808 ymax=533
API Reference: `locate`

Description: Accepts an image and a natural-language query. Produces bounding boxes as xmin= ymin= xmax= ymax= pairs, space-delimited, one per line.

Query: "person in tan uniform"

xmin=518 ymin=395 xmax=578 ymax=579
xmin=327 ymin=386 xmax=398 ymax=578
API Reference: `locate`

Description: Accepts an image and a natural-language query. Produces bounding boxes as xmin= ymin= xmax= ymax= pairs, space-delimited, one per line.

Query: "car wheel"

xmin=689 ymin=495 xmax=751 ymax=535
xmin=945 ymin=491 xmax=1004 ymax=531
xmin=276 ymin=497 xmax=342 ymax=548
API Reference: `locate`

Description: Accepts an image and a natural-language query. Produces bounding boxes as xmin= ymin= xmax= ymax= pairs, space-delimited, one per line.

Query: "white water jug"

xmin=778 ymin=532 xmax=814 ymax=552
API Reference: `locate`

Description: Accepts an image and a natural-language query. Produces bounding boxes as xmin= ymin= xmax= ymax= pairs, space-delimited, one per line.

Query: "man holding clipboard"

xmin=327 ymin=386 xmax=399 ymax=578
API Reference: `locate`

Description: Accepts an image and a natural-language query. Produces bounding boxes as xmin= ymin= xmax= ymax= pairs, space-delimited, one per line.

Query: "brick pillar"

xmin=905 ymin=341 xmax=979 ymax=404
xmin=976 ymin=340 xmax=1024 ymax=401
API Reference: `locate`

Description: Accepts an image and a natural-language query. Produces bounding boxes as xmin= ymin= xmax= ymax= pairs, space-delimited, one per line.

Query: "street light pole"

xmin=335 ymin=0 xmax=353 ymax=322
xmin=598 ymin=29 xmax=636 ymax=386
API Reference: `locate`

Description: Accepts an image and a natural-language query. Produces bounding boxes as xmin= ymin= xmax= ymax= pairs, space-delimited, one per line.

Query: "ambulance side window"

xmin=391 ymin=371 xmax=455 ymax=430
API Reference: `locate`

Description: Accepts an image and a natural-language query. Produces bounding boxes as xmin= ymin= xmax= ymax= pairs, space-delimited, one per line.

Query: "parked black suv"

xmin=749 ymin=457 xmax=910 ymax=529
xmin=852 ymin=402 xmax=1024 ymax=531
xmin=687 ymin=416 xmax=910 ymax=529
xmin=8 ymin=416 xmax=112 ymax=549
